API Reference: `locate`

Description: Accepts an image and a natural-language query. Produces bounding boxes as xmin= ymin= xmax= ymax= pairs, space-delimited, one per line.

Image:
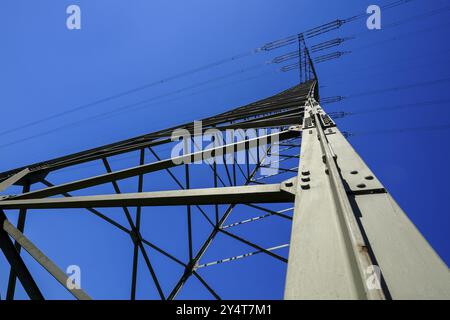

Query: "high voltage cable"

xmin=349 ymin=77 xmax=450 ymax=99
xmin=321 ymin=96 xmax=345 ymax=105
xmin=311 ymin=37 xmax=354 ymax=53
xmin=311 ymin=20 xmax=450 ymax=71
xmin=270 ymin=37 xmax=352 ymax=65
xmin=349 ymin=4 xmax=450 ymax=38
xmin=326 ymin=77 xmax=450 ymax=103
xmin=346 ymin=123 xmax=450 ymax=138
xmin=320 ymin=54 xmax=450 ymax=93
xmin=320 ymin=49 xmax=450 ymax=83
xmin=329 ymin=99 xmax=450 ymax=119
xmin=345 ymin=0 xmax=416 ymax=23
xmin=0 ymin=0 xmax=415 ymax=140
xmin=0 ymin=51 xmax=254 ymax=138
xmin=314 ymin=51 xmax=351 ymax=64
xmin=350 ymin=21 xmax=450 ymax=52
xmin=5 ymin=65 xmax=444 ymax=148
xmin=0 ymin=50 xmax=300 ymax=150
xmin=0 ymin=69 xmax=282 ymax=150
xmin=258 ymin=20 xmax=347 ymax=52
xmin=8 ymin=72 xmax=446 ymax=150
xmin=266 ymin=0 xmax=420 ymax=53
xmin=96 ymin=71 xmax=281 ymax=121
xmin=307 ymin=4 xmax=450 ymax=74
xmin=280 ymin=51 xmax=351 ymax=72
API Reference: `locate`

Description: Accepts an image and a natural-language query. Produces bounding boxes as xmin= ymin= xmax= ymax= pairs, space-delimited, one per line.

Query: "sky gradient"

xmin=0 ymin=0 xmax=449 ymax=299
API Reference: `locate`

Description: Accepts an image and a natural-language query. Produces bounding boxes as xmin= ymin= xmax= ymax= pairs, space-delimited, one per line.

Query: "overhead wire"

xmin=0 ymin=69 xmax=284 ymax=150
xmin=346 ymin=123 xmax=450 ymax=137
xmin=0 ymin=0 xmax=415 ymax=141
xmin=0 ymin=0 xmax=420 ymax=154
xmin=329 ymin=98 xmax=450 ymax=119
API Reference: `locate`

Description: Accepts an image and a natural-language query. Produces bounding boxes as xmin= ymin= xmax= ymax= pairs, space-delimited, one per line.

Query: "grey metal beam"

xmin=102 ymin=156 xmax=165 ymax=300
xmin=0 ymin=168 xmax=30 ymax=192
xmin=219 ymin=229 xmax=288 ymax=263
xmin=2 ymin=216 xmax=92 ymax=300
xmin=167 ymin=143 xmax=277 ymax=299
xmin=285 ymin=86 xmax=450 ymax=300
xmin=324 ymin=120 xmax=450 ymax=299
xmin=41 ymin=179 xmax=131 ymax=234
xmin=0 ymin=210 xmax=44 ymax=300
xmin=6 ymin=183 xmax=30 ymax=300
xmin=192 ymin=272 xmax=221 ymax=300
xmin=9 ymin=129 xmax=298 ymax=200
xmin=0 ymin=81 xmax=312 ymax=182
xmin=131 ymin=148 xmax=145 ymax=300
xmin=0 ymin=184 xmax=294 ymax=210
xmin=285 ymin=93 xmax=383 ymax=300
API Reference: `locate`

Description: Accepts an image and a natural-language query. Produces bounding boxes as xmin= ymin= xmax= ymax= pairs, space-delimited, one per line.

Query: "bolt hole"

xmin=357 ymin=183 xmax=366 ymax=188
xmin=350 ymin=170 xmax=358 ymax=175
xmin=365 ymin=176 xmax=374 ymax=180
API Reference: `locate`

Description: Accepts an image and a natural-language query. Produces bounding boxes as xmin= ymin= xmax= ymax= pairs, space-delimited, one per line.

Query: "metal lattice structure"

xmin=0 ymin=39 xmax=449 ymax=300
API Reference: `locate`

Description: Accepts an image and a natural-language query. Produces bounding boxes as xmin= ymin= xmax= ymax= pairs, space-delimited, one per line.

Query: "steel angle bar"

xmin=0 ymin=184 xmax=294 ymax=210
xmin=6 ymin=183 xmax=30 ymax=300
xmin=101 ymin=157 xmax=165 ymax=300
xmin=0 ymin=168 xmax=30 ymax=192
xmin=197 ymin=244 xmax=289 ymax=268
xmin=221 ymin=213 xmax=273 ymax=229
xmin=167 ymin=142 xmax=277 ymax=299
xmin=221 ymin=207 xmax=293 ymax=229
xmin=0 ymin=211 xmax=43 ymax=300
xmin=192 ymin=272 xmax=221 ymax=300
xmin=2 ymin=217 xmax=92 ymax=300
xmin=218 ymin=229 xmax=288 ymax=263
xmin=243 ymin=204 xmax=293 ymax=220
xmin=41 ymin=179 xmax=130 ymax=234
xmin=10 ymin=129 xmax=298 ymax=200
xmin=148 ymin=147 xmax=215 ymax=227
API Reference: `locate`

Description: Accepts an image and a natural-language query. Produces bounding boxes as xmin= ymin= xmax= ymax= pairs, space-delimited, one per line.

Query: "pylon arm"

xmin=9 ymin=129 xmax=299 ymax=201
xmin=0 ymin=168 xmax=30 ymax=192
xmin=0 ymin=184 xmax=295 ymax=210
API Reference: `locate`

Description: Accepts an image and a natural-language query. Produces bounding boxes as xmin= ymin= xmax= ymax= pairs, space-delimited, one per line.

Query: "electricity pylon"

xmin=0 ymin=42 xmax=449 ymax=301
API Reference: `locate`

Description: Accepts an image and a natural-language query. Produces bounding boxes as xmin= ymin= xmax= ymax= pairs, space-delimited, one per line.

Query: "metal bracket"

xmin=280 ymin=178 xmax=297 ymax=195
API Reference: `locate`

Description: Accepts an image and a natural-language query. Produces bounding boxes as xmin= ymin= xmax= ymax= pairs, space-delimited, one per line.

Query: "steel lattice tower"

xmin=0 ymin=40 xmax=449 ymax=300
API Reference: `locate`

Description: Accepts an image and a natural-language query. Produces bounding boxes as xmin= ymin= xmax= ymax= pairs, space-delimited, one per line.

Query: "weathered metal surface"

xmin=285 ymin=90 xmax=450 ymax=300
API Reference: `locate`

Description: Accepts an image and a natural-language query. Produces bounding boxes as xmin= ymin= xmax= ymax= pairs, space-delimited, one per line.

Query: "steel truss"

xmin=0 ymin=49 xmax=449 ymax=301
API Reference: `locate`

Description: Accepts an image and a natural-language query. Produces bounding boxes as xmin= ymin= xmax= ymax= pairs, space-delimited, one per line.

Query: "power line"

xmin=349 ymin=21 xmax=450 ymax=52
xmin=320 ymin=48 xmax=450 ymax=83
xmin=345 ymin=0 xmax=416 ymax=23
xmin=0 ymin=51 xmax=256 ymax=138
xmin=349 ymin=3 xmax=450 ymax=38
xmin=0 ymin=69 xmax=284 ymax=150
xmin=0 ymin=0 xmax=415 ymax=140
xmin=7 ymin=53 xmax=446 ymax=150
xmin=324 ymin=77 xmax=450 ymax=104
xmin=311 ymin=37 xmax=354 ymax=53
xmin=349 ymin=77 xmax=450 ymax=99
xmin=346 ymin=123 xmax=450 ymax=138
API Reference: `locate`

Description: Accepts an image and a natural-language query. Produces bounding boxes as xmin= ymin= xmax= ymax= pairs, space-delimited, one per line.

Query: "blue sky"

xmin=0 ymin=0 xmax=449 ymax=299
